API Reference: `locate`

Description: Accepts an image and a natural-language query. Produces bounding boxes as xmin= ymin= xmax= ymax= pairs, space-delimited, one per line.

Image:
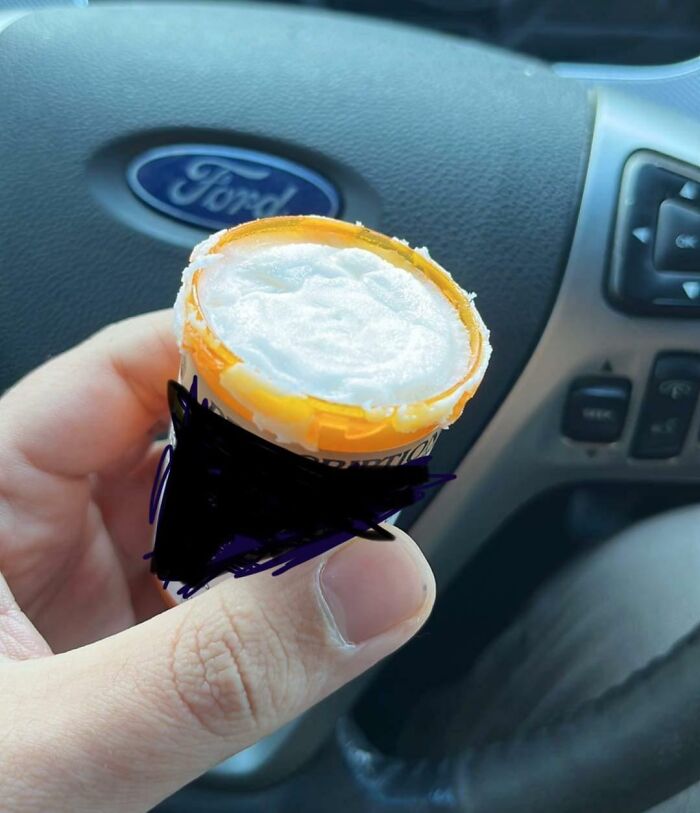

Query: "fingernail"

xmin=319 ymin=537 xmax=430 ymax=645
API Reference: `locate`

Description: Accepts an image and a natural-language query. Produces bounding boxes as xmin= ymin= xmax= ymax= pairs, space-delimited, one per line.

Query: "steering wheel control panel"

xmin=608 ymin=152 xmax=700 ymax=316
xmin=563 ymin=354 xmax=700 ymax=459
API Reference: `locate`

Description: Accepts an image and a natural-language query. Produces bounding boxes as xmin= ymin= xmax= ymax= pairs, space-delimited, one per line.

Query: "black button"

xmin=654 ymin=198 xmax=700 ymax=272
xmin=631 ymin=353 xmax=700 ymax=459
xmin=608 ymin=152 xmax=700 ymax=316
xmin=563 ymin=377 xmax=631 ymax=443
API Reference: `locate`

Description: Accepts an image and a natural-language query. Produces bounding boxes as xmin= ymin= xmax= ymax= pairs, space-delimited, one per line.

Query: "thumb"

xmin=5 ymin=529 xmax=434 ymax=813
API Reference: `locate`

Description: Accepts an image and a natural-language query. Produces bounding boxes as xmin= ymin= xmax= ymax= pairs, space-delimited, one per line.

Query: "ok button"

xmin=654 ymin=198 xmax=700 ymax=272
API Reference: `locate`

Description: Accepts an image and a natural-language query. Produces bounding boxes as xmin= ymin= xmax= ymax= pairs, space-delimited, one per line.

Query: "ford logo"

xmin=127 ymin=145 xmax=341 ymax=231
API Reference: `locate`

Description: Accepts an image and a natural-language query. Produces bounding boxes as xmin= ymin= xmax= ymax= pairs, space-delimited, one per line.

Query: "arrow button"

xmin=632 ymin=226 xmax=652 ymax=244
xmin=682 ymin=280 xmax=700 ymax=300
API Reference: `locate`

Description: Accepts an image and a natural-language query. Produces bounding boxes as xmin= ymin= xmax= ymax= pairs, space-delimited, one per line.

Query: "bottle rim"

xmin=179 ymin=216 xmax=491 ymax=454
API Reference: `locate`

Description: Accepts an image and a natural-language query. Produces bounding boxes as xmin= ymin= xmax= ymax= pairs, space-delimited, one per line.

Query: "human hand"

xmin=0 ymin=311 xmax=435 ymax=812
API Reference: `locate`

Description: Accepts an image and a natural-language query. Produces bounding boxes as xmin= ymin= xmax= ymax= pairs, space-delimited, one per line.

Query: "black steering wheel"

xmin=2 ymin=4 xmax=700 ymax=812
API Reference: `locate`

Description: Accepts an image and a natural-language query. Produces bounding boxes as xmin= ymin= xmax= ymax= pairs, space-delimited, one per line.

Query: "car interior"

xmin=2 ymin=1 xmax=700 ymax=811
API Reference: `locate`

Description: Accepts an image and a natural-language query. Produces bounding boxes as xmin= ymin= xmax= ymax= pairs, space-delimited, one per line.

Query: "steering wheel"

xmin=2 ymin=4 xmax=700 ymax=812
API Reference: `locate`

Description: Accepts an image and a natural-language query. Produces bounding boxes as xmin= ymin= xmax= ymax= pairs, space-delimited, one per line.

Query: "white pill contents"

xmin=194 ymin=240 xmax=472 ymax=409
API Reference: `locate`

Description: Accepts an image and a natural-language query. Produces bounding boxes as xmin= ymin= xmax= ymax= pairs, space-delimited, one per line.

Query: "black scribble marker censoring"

xmin=148 ymin=379 xmax=454 ymax=598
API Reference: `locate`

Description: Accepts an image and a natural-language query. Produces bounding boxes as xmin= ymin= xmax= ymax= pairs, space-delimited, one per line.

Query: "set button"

xmin=562 ymin=377 xmax=631 ymax=443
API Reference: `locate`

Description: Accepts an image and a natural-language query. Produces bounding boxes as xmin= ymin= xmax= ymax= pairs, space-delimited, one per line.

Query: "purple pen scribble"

xmin=147 ymin=378 xmax=455 ymax=597
xmin=148 ymin=443 xmax=173 ymax=527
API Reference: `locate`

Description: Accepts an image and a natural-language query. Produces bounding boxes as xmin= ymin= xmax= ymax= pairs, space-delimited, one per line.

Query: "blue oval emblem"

xmin=127 ymin=145 xmax=341 ymax=231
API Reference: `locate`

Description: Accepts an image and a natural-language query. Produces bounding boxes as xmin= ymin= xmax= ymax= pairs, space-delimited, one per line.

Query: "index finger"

xmin=0 ymin=310 xmax=179 ymax=478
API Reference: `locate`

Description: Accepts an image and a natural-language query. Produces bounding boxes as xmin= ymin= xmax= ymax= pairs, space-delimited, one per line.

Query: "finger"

xmin=0 ymin=571 xmax=52 ymax=661
xmin=128 ymin=567 xmax=169 ymax=624
xmin=95 ymin=441 xmax=167 ymax=574
xmin=95 ymin=441 xmax=170 ymax=622
xmin=5 ymin=530 xmax=435 ymax=813
xmin=29 ymin=509 xmax=136 ymax=653
xmin=0 ymin=310 xmax=178 ymax=479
